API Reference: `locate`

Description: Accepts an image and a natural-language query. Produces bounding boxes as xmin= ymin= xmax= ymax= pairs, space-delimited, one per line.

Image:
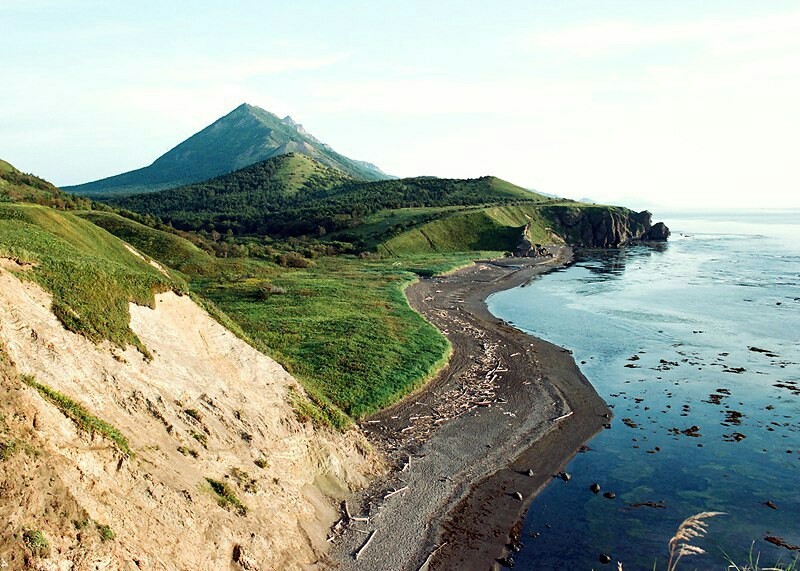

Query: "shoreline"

xmin=326 ymin=248 xmax=610 ymax=570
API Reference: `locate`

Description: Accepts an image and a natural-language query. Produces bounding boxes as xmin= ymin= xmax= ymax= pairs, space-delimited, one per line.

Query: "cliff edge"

xmin=0 ymin=267 xmax=380 ymax=570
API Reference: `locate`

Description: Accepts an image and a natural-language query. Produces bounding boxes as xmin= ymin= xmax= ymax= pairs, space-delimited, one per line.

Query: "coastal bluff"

xmin=542 ymin=206 xmax=671 ymax=248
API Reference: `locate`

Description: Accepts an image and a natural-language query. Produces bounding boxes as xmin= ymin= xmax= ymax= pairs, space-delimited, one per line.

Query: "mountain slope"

xmin=112 ymin=154 xmax=549 ymax=236
xmin=64 ymin=103 xmax=391 ymax=196
xmin=0 ymin=159 xmax=90 ymax=209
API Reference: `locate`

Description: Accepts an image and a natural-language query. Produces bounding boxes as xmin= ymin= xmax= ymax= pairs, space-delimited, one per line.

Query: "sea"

xmin=487 ymin=210 xmax=800 ymax=570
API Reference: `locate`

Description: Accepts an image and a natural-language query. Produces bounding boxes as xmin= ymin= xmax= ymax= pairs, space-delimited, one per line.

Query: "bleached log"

xmin=417 ymin=542 xmax=449 ymax=571
xmin=383 ymin=486 xmax=409 ymax=500
xmin=355 ymin=530 xmax=377 ymax=560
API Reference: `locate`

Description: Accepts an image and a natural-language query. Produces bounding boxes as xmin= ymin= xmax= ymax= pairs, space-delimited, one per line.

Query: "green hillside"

xmin=78 ymin=211 xmax=216 ymax=275
xmin=0 ymin=203 xmax=183 ymax=354
xmin=378 ymin=204 xmax=548 ymax=255
xmin=64 ymin=103 xmax=390 ymax=197
xmin=0 ymin=160 xmax=90 ymax=209
xmin=111 ymin=154 xmax=550 ymax=238
xmin=379 ymin=202 xmax=655 ymax=255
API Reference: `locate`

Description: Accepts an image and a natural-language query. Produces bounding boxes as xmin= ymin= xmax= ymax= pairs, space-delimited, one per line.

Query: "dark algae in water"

xmin=489 ymin=212 xmax=800 ymax=569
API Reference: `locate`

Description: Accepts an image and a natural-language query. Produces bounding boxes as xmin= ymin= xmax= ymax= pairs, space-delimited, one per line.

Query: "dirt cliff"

xmin=0 ymin=267 xmax=380 ymax=570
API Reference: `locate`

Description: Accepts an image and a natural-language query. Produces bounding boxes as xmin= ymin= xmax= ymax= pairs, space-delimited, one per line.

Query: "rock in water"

xmin=599 ymin=553 xmax=613 ymax=564
xmin=499 ymin=554 xmax=516 ymax=568
xmin=646 ymin=222 xmax=671 ymax=240
xmin=589 ymin=483 xmax=601 ymax=494
xmin=603 ymin=491 xmax=616 ymax=500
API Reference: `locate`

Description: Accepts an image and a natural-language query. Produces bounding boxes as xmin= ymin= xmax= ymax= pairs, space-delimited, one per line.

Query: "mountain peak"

xmin=64 ymin=104 xmax=392 ymax=196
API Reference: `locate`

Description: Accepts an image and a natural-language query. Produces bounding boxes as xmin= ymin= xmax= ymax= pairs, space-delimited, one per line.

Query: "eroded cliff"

xmin=0 ymin=267 xmax=381 ymax=570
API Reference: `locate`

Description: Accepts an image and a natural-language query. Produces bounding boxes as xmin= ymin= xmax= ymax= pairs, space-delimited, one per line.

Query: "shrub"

xmin=254 ymin=282 xmax=286 ymax=299
xmin=0 ymin=439 xmax=18 ymax=461
xmin=96 ymin=523 xmax=115 ymax=542
xmin=177 ymin=446 xmax=199 ymax=458
xmin=277 ymin=252 xmax=314 ymax=268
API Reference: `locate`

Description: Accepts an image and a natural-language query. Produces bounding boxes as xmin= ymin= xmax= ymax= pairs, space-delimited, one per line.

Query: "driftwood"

xmin=417 ymin=542 xmax=449 ymax=571
xmin=343 ymin=500 xmax=370 ymax=523
xmin=383 ymin=486 xmax=409 ymax=500
xmin=552 ymin=411 xmax=574 ymax=422
xmin=354 ymin=530 xmax=377 ymax=560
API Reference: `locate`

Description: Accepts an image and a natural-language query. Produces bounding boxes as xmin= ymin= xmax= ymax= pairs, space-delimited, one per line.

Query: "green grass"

xmin=21 ymin=375 xmax=133 ymax=457
xmin=77 ymin=211 xmax=217 ymax=276
xmin=0 ymin=438 xmax=19 ymax=460
xmin=377 ymin=202 xmax=630 ymax=256
xmin=0 ymin=204 xmax=182 ymax=353
xmin=96 ymin=523 xmax=115 ymax=542
xmin=22 ymin=528 xmax=49 ymax=557
xmin=379 ymin=208 xmax=527 ymax=255
xmin=193 ymin=255 xmax=468 ymax=420
xmin=206 ymin=477 xmax=247 ymax=516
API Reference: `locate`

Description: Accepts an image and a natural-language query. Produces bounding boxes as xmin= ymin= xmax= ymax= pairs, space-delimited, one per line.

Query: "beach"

xmin=327 ymin=248 xmax=611 ymax=570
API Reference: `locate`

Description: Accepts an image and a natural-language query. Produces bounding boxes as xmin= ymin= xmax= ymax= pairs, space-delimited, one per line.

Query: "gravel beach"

xmin=327 ymin=248 xmax=610 ymax=570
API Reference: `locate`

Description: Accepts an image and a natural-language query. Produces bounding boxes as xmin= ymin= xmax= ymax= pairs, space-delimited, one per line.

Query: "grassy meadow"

xmin=192 ymin=254 xmax=479 ymax=422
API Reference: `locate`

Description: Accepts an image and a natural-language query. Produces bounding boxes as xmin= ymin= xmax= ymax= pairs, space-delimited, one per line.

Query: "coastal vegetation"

xmin=0 ymin=202 xmax=182 ymax=354
xmin=206 ymin=477 xmax=247 ymax=516
xmin=0 ymin=157 xmax=662 ymax=430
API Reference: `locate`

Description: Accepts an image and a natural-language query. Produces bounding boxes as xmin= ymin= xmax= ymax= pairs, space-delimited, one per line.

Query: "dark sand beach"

xmin=328 ymin=248 xmax=610 ymax=570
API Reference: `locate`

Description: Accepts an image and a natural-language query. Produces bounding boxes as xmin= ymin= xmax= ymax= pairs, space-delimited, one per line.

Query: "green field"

xmin=378 ymin=203 xmax=564 ymax=255
xmin=191 ymin=255 xmax=475 ymax=423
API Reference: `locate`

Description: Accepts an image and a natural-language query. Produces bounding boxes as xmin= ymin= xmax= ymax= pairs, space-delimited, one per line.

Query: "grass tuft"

xmin=22 ymin=528 xmax=49 ymax=557
xmin=96 ymin=523 xmax=115 ymax=542
xmin=206 ymin=477 xmax=247 ymax=516
xmin=21 ymin=374 xmax=133 ymax=457
xmin=666 ymin=511 xmax=725 ymax=571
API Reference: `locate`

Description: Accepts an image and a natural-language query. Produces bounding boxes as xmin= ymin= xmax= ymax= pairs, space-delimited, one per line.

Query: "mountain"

xmin=64 ymin=103 xmax=391 ymax=197
xmin=111 ymin=153 xmax=549 ymax=236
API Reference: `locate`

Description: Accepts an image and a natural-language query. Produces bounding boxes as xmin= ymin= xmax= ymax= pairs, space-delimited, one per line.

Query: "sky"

xmin=2 ymin=0 xmax=799 ymax=211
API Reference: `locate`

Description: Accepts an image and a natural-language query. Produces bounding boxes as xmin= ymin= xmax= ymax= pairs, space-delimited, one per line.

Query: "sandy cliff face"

xmin=0 ymin=268 xmax=379 ymax=570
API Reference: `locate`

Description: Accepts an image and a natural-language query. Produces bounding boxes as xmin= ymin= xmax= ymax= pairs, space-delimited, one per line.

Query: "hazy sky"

xmin=2 ymin=1 xmax=799 ymax=210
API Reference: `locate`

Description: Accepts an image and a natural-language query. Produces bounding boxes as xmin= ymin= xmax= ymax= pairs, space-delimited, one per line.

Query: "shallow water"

xmin=488 ymin=210 xmax=800 ymax=570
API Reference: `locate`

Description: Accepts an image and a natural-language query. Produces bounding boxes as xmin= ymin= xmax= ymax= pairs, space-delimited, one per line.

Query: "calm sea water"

xmin=488 ymin=211 xmax=800 ymax=570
